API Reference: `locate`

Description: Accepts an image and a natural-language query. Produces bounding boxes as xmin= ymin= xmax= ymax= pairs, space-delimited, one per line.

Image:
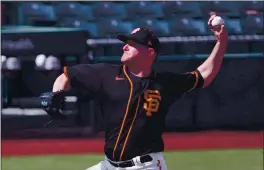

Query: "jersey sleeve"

xmin=63 ymin=64 xmax=103 ymax=96
xmin=170 ymin=70 xmax=204 ymax=95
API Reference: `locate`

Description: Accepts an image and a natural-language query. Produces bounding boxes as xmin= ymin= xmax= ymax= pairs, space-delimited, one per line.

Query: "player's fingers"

xmin=209 ymin=14 xmax=216 ymax=21
xmin=208 ymin=15 xmax=216 ymax=30
xmin=219 ymin=25 xmax=225 ymax=34
xmin=214 ymin=32 xmax=220 ymax=40
xmin=208 ymin=14 xmax=216 ymax=26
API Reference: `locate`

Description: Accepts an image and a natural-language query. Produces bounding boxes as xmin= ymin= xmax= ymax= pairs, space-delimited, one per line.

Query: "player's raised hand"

xmin=208 ymin=15 xmax=228 ymax=42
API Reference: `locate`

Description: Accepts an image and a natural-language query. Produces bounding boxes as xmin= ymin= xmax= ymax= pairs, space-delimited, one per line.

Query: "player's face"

xmin=121 ymin=40 xmax=152 ymax=64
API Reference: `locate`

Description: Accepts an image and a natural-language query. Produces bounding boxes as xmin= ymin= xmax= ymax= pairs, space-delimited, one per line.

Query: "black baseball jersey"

xmin=64 ymin=63 xmax=204 ymax=161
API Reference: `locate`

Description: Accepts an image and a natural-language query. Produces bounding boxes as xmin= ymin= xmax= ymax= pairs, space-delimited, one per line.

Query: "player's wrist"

xmin=52 ymin=74 xmax=71 ymax=92
xmin=217 ymin=37 xmax=228 ymax=44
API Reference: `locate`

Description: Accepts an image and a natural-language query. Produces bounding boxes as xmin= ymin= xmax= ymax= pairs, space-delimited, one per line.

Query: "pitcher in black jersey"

xmin=50 ymin=15 xmax=228 ymax=170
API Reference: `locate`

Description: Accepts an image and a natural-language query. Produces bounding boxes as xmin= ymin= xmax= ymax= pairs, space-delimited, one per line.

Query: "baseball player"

xmin=40 ymin=15 xmax=228 ymax=170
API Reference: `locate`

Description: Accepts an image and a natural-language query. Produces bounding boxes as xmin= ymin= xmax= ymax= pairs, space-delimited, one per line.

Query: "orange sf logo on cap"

xmin=131 ymin=28 xmax=140 ymax=34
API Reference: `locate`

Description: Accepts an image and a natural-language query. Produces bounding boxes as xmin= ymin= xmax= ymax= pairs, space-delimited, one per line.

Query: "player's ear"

xmin=149 ymin=48 xmax=155 ymax=56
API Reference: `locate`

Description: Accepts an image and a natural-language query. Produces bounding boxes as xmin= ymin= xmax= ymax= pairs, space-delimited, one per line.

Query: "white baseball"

xmin=1 ymin=55 xmax=7 ymax=63
xmin=211 ymin=16 xmax=225 ymax=27
xmin=35 ymin=54 xmax=46 ymax=67
xmin=6 ymin=57 xmax=21 ymax=70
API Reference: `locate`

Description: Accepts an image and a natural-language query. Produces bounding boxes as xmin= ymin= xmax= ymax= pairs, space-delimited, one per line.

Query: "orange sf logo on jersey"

xmin=143 ymin=90 xmax=161 ymax=116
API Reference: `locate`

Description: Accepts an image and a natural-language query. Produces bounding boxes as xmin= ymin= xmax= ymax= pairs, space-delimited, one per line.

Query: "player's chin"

xmin=121 ymin=55 xmax=130 ymax=63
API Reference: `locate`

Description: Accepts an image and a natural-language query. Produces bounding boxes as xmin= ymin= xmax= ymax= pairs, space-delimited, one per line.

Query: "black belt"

xmin=108 ymin=155 xmax=153 ymax=168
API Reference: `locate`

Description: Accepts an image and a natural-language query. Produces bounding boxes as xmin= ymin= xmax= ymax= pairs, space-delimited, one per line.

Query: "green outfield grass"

xmin=2 ymin=149 xmax=263 ymax=170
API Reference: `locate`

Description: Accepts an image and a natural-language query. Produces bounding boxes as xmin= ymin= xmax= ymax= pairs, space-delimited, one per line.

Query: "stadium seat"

xmin=241 ymin=14 xmax=264 ymax=34
xmin=200 ymin=1 xmax=240 ymax=18
xmin=168 ymin=18 xmax=206 ymax=36
xmin=97 ymin=20 xmax=133 ymax=38
xmin=6 ymin=57 xmax=21 ymax=70
xmin=18 ymin=2 xmax=56 ymax=25
xmin=224 ymin=18 xmax=243 ymax=35
xmin=57 ymin=18 xmax=98 ymax=37
xmin=161 ymin=1 xmax=202 ymax=19
xmin=125 ymin=2 xmax=163 ymax=20
xmin=240 ymin=1 xmax=264 ymax=13
xmin=44 ymin=55 xmax=61 ymax=70
xmin=191 ymin=19 xmax=208 ymax=35
xmin=35 ymin=54 xmax=46 ymax=70
xmin=133 ymin=19 xmax=170 ymax=37
xmin=1 ymin=55 xmax=7 ymax=70
xmin=91 ymin=2 xmax=126 ymax=21
xmin=54 ymin=2 xmax=94 ymax=21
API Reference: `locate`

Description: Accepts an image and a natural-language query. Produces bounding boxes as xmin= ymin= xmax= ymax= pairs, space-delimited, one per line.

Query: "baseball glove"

xmin=39 ymin=90 xmax=68 ymax=120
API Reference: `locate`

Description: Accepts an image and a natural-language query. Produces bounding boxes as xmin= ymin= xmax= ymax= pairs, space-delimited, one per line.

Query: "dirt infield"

xmin=2 ymin=131 xmax=263 ymax=156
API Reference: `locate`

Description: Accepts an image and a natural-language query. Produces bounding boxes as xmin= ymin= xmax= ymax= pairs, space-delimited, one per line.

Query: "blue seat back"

xmin=125 ymin=2 xmax=163 ymax=20
xmin=133 ymin=19 xmax=170 ymax=37
xmin=57 ymin=18 xmax=98 ymax=37
xmin=161 ymin=1 xmax=202 ymax=18
xmin=242 ymin=14 xmax=264 ymax=34
xmin=54 ymin=2 xmax=94 ymax=21
xmin=97 ymin=20 xmax=133 ymax=38
xmin=18 ymin=2 xmax=56 ymax=25
xmin=92 ymin=2 xmax=126 ymax=20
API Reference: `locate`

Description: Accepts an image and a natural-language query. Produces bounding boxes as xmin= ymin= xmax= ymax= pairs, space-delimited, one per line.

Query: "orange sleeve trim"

xmin=187 ymin=71 xmax=199 ymax=92
xmin=112 ymin=65 xmax=133 ymax=160
xmin=63 ymin=66 xmax=68 ymax=78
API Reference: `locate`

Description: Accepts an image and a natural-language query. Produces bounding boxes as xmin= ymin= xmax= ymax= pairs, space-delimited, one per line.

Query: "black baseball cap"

xmin=117 ymin=28 xmax=160 ymax=53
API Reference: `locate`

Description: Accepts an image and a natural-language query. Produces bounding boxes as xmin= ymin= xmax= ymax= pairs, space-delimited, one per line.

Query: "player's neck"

xmin=126 ymin=64 xmax=152 ymax=78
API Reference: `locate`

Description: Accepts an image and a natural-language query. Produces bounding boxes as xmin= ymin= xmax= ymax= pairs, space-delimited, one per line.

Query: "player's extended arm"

xmin=197 ymin=15 xmax=228 ymax=88
xmin=52 ymin=73 xmax=71 ymax=92
xmin=39 ymin=73 xmax=70 ymax=120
